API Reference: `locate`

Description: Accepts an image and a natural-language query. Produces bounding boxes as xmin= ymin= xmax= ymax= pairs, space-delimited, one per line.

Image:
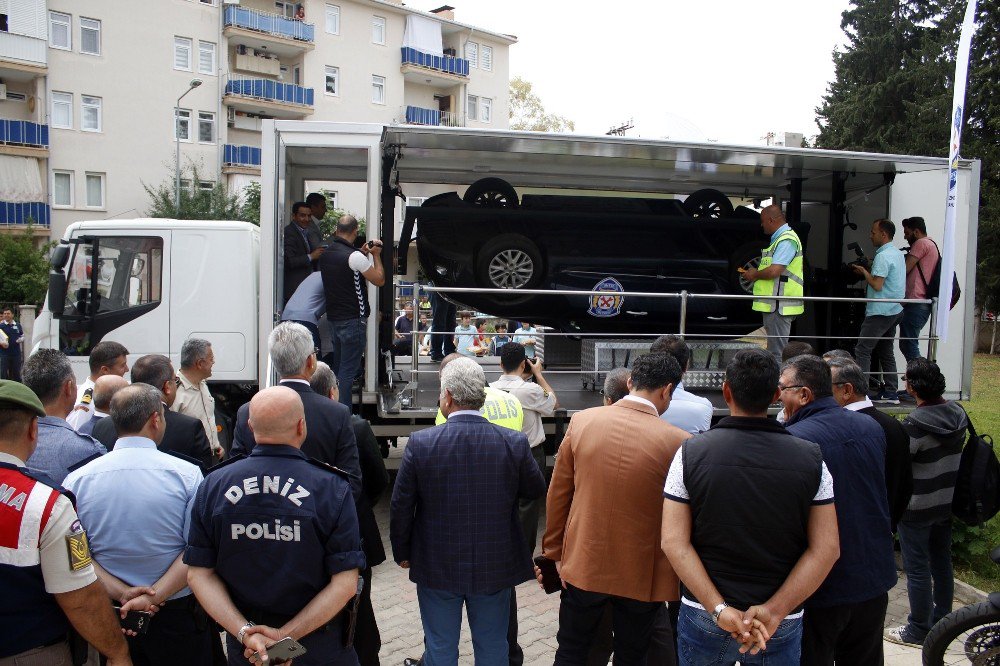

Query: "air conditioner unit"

xmin=0 ymin=84 xmax=7 ymax=100
xmin=5 ymin=92 xmax=26 ymax=102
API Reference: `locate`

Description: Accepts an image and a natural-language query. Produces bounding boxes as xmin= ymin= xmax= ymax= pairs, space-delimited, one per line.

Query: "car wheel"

xmin=730 ymin=241 xmax=763 ymax=294
xmin=476 ymin=234 xmax=543 ymax=293
xmin=684 ymin=189 xmax=735 ymax=219
xmin=464 ymin=178 xmax=520 ymax=208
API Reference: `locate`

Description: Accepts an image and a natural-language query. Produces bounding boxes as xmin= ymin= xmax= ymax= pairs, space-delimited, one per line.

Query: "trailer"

xmin=34 ymin=122 xmax=981 ymax=445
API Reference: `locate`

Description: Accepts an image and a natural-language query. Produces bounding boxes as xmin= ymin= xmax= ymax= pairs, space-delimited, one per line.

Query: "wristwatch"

xmin=712 ymin=603 xmax=729 ymax=624
xmin=237 ymin=621 xmax=255 ymax=645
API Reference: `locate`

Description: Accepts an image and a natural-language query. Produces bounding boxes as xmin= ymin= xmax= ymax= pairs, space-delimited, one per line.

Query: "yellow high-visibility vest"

xmin=752 ymin=229 xmax=805 ymax=316
xmin=435 ymin=386 xmax=524 ymax=431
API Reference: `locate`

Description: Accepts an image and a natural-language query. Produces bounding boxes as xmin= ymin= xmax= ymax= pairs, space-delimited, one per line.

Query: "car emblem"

xmin=588 ymin=277 xmax=625 ymax=318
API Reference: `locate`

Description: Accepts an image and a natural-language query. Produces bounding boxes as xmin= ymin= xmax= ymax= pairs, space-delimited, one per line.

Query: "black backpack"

xmin=915 ymin=239 xmax=961 ymax=310
xmin=952 ymin=411 xmax=1000 ymax=526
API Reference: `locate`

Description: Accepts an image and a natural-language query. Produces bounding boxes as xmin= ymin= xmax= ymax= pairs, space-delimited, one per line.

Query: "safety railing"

xmin=225 ymin=77 xmax=314 ymax=107
xmin=0 ymin=119 xmax=48 ymax=148
xmin=400 ymin=47 xmax=470 ymax=77
xmin=224 ymin=6 xmax=315 ymax=43
xmin=223 ymin=143 xmax=262 ymax=168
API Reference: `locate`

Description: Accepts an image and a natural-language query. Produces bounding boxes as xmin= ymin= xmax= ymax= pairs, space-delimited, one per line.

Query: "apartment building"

xmin=0 ymin=0 xmax=514 ymax=240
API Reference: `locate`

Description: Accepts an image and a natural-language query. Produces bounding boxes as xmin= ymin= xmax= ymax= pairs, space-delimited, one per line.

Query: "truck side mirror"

xmin=47 ymin=245 xmax=71 ymax=319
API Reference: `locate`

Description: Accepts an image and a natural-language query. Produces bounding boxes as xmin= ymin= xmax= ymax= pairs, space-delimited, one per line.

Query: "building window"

xmin=465 ymin=41 xmax=478 ymax=68
xmin=0 ymin=14 xmax=8 ymax=32
xmin=481 ymin=97 xmax=492 ymax=123
xmin=198 ymin=41 xmax=216 ymax=75
xmin=467 ymin=94 xmax=478 ymax=121
xmin=180 ymin=179 xmax=192 ymax=192
xmin=325 ymin=4 xmax=340 ymax=34
xmin=199 ymin=0 xmax=216 ymax=5
xmin=81 ymin=96 xmax=102 ymax=132
xmin=49 ymin=11 xmax=71 ymax=50
xmin=53 ymin=171 xmax=74 ymax=208
xmin=481 ymin=45 xmax=493 ymax=72
xmin=371 ymin=75 xmax=385 ymax=105
xmin=372 ymin=16 xmax=386 ymax=45
xmin=80 ymin=17 xmax=101 ymax=55
xmin=85 ymin=173 xmax=105 ymax=208
xmin=198 ymin=111 xmax=215 ymax=143
xmin=52 ymin=92 xmax=73 ymax=129
xmin=175 ymin=108 xmax=191 ymax=141
xmin=275 ymin=1 xmax=294 ymax=18
xmin=198 ymin=180 xmax=215 ymax=191
xmin=174 ymin=36 xmax=192 ymax=71
xmin=324 ymin=66 xmax=339 ymax=95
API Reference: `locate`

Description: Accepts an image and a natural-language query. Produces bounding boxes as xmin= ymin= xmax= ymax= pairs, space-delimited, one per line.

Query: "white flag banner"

xmin=937 ymin=0 xmax=978 ymax=340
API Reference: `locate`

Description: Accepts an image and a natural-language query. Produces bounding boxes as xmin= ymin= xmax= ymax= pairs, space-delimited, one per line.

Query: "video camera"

xmin=846 ymin=242 xmax=871 ymax=272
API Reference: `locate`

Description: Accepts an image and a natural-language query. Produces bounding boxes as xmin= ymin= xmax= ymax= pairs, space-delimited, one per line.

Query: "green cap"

xmin=0 ymin=380 xmax=46 ymax=417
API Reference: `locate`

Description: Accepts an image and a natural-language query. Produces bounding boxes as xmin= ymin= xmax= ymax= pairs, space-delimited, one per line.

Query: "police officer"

xmin=742 ymin=204 xmax=805 ymax=360
xmin=67 ymin=340 xmax=130 ymax=431
xmin=0 ymin=308 xmax=24 ymax=381
xmin=0 ymin=380 xmax=132 ymax=665
xmin=185 ymin=386 xmax=365 ymax=665
xmin=433 ymin=353 xmax=523 ymax=431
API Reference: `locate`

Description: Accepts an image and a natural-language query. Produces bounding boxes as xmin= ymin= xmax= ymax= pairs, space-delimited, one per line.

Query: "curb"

xmin=954 ymin=578 xmax=988 ymax=605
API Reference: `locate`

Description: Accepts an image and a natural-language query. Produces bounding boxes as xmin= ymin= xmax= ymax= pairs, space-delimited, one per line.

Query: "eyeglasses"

xmin=778 ymin=384 xmax=805 ymax=392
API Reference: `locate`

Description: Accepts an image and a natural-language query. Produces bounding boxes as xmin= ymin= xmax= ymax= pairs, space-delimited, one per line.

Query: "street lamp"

xmin=175 ymin=78 xmax=204 ymax=214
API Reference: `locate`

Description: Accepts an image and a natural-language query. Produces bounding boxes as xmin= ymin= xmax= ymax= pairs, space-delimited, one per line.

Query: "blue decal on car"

xmin=588 ymin=277 xmax=625 ymax=318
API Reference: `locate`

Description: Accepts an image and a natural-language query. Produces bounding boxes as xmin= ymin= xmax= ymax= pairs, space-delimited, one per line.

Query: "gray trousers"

xmin=520 ymin=443 xmax=547 ymax=555
xmin=762 ymin=311 xmax=795 ymax=361
xmin=855 ymin=312 xmax=903 ymax=393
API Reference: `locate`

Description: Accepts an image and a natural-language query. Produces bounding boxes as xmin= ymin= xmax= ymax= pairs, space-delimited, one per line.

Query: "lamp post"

xmin=175 ymin=78 xmax=204 ymax=215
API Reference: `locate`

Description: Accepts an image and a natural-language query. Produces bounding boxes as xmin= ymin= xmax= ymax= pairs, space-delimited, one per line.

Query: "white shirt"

xmin=621 ymin=394 xmax=659 ymax=413
xmin=661 ymin=382 xmax=713 ymax=434
xmin=348 ymin=251 xmax=374 ymax=273
xmin=490 ymin=375 xmax=556 ymax=447
xmin=67 ymin=377 xmax=96 ymax=430
xmin=845 ymin=397 xmax=873 ymax=412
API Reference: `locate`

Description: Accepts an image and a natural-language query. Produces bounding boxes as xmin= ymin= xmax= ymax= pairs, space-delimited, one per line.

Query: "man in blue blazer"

xmin=391 ymin=357 xmax=546 ymax=666
xmin=230 ymin=322 xmax=361 ymax=499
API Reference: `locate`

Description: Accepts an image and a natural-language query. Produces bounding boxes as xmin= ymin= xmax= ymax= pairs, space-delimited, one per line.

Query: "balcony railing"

xmin=0 ymin=202 xmax=50 ymax=226
xmin=405 ymin=106 xmax=463 ymax=127
xmin=223 ymin=144 xmax=262 ymax=168
xmin=401 ymin=47 xmax=469 ymax=77
xmin=0 ymin=119 xmax=48 ymax=148
xmin=224 ymin=6 xmax=314 ymax=43
xmin=225 ymin=78 xmax=314 ymax=107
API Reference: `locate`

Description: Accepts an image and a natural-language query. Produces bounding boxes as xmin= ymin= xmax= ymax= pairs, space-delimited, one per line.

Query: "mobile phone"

xmin=534 ymin=555 xmax=562 ymax=595
xmin=117 ymin=609 xmax=152 ymax=635
xmin=251 ymin=637 xmax=307 ymax=664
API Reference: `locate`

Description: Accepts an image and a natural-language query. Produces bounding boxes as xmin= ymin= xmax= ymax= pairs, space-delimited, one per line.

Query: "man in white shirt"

xmin=173 ymin=338 xmax=223 ymax=459
xmin=67 ymin=340 xmax=129 ymax=431
xmin=650 ymin=335 xmax=712 ymax=434
xmin=490 ymin=342 xmax=557 ymax=555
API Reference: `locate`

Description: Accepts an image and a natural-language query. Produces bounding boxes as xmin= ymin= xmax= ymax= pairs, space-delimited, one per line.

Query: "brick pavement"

xmin=372 ymin=470 xmax=968 ymax=666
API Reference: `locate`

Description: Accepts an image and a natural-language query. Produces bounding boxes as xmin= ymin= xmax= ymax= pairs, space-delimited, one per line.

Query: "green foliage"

xmin=313 ymin=189 xmax=365 ymax=239
xmin=0 ymin=226 xmax=53 ymax=307
xmin=241 ymin=181 xmax=261 ymax=226
xmin=144 ymin=164 xmax=257 ymax=223
xmin=509 ymin=77 xmax=576 ymax=133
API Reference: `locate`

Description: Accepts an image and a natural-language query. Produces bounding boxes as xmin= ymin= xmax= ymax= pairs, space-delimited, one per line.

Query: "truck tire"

xmin=922 ymin=601 xmax=1000 ymax=665
xmin=730 ymin=241 xmax=763 ymax=294
xmin=476 ymin=234 xmax=543 ymax=292
xmin=684 ymin=188 xmax=734 ymax=219
xmin=464 ymin=178 xmax=519 ymax=208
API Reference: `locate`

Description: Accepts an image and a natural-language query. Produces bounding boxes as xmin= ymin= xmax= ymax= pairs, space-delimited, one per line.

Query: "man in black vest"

xmin=319 ymin=215 xmax=385 ymax=411
xmin=661 ymin=349 xmax=840 ymax=663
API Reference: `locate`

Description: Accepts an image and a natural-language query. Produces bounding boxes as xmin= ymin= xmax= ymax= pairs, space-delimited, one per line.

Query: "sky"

xmin=413 ymin=0 xmax=852 ymax=144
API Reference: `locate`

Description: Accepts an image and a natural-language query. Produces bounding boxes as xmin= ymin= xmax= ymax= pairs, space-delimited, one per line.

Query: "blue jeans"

xmin=899 ymin=303 xmax=933 ymax=362
xmin=416 ymin=585 xmax=511 ymax=666
xmin=328 ymin=317 xmax=366 ymax=410
xmin=898 ymin=518 xmax=954 ymax=639
xmin=677 ymin=604 xmax=802 ymax=666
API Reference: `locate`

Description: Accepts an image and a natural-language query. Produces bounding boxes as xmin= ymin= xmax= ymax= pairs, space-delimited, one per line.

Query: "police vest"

xmin=752 ymin=229 xmax=804 ymax=316
xmin=435 ymin=386 xmax=524 ymax=431
xmin=0 ymin=463 xmax=73 ymax=657
xmin=321 ymin=237 xmax=371 ymax=321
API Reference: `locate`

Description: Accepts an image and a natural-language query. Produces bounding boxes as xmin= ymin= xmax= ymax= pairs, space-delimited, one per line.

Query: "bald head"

xmin=248 ymin=386 xmax=306 ymax=447
xmin=92 ymin=375 xmax=129 ymax=412
xmin=760 ymin=204 xmax=786 ymax=234
xmin=439 ymin=352 xmax=464 ymax=374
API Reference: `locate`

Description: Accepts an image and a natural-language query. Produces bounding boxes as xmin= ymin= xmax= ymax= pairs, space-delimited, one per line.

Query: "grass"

xmin=952 ymin=354 xmax=1000 ymax=591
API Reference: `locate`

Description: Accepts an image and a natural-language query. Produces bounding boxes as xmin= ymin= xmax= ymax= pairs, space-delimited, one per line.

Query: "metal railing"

xmin=224 ymin=6 xmax=315 ymax=42
xmin=223 ymin=143 xmax=262 ymax=168
xmin=0 ymin=119 xmax=48 ymax=148
xmin=403 ymin=106 xmax=464 ymax=127
xmin=400 ymin=47 xmax=470 ymax=77
xmin=0 ymin=202 xmax=50 ymax=226
xmin=225 ymin=77 xmax=314 ymax=107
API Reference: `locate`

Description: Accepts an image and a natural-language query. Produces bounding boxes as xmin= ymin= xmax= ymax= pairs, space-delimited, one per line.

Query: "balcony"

xmin=224 ymin=6 xmax=315 ymax=57
xmin=0 ymin=202 xmax=50 ymax=227
xmin=400 ymin=47 xmax=469 ymax=88
xmin=0 ymin=32 xmax=47 ymax=79
xmin=404 ymin=106 xmax=463 ymax=127
xmin=0 ymin=119 xmax=48 ymax=157
xmin=223 ymin=78 xmax=314 ymax=119
xmin=223 ymin=144 xmax=262 ymax=174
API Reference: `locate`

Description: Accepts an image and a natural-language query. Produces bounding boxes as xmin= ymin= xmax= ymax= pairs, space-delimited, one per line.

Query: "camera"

xmin=846 ymin=242 xmax=870 ymax=272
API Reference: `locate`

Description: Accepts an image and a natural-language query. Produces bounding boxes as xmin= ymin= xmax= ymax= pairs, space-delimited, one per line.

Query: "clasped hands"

xmin=717 ymin=604 xmax=778 ymax=655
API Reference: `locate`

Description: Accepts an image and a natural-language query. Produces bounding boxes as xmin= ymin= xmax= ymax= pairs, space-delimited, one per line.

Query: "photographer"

xmin=319 ymin=216 xmax=385 ymax=410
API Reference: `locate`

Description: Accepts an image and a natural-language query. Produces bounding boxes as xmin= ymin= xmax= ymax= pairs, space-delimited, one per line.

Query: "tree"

xmin=0 ymin=226 xmax=53 ymax=306
xmin=509 ymin=77 xmax=575 ymax=132
xmin=241 ymin=181 xmax=261 ymax=226
xmin=144 ymin=164 xmax=251 ymax=222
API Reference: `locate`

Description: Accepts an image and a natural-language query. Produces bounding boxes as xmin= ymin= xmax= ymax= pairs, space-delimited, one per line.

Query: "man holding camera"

xmin=320 ymin=215 xmax=385 ymax=410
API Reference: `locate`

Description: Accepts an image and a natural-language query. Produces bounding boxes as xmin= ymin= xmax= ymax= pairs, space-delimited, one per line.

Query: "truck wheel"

xmin=464 ymin=178 xmax=519 ymax=208
xmin=476 ymin=234 xmax=543 ymax=291
xmin=730 ymin=242 xmax=763 ymax=293
xmin=684 ymin=189 xmax=735 ymax=219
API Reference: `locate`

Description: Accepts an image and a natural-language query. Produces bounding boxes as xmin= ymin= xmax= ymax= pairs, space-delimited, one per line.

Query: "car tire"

xmin=684 ymin=188 xmax=735 ymax=219
xmin=476 ymin=234 xmax=543 ymax=295
xmin=730 ymin=241 xmax=763 ymax=294
xmin=464 ymin=178 xmax=520 ymax=208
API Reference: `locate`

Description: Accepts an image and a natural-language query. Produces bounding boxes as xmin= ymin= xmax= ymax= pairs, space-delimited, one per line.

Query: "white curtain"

xmin=402 ymin=15 xmax=443 ymax=56
xmin=228 ymin=173 xmax=259 ymax=205
xmin=0 ymin=155 xmax=44 ymax=202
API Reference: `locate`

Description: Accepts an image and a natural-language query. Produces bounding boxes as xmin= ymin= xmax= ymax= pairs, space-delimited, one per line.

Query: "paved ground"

xmin=371 ymin=465 xmax=977 ymax=666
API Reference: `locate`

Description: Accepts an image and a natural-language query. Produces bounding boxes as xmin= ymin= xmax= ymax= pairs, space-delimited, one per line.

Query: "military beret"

xmin=0 ymin=380 xmax=46 ymax=417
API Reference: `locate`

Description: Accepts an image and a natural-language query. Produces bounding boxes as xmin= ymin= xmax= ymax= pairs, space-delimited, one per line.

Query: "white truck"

xmin=34 ymin=122 xmax=981 ymax=447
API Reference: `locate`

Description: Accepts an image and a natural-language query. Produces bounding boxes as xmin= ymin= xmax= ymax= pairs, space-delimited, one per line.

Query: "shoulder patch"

xmin=66 ymin=452 xmax=102 ymax=475
xmin=66 ymin=528 xmax=93 ymax=572
xmin=79 ymin=388 xmax=93 ymax=406
xmin=205 ymin=454 xmax=245 ymax=474
xmin=306 ymin=457 xmax=358 ymax=481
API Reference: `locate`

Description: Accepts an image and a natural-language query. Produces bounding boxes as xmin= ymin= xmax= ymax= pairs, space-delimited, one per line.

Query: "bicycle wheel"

xmin=923 ymin=601 xmax=1000 ymax=665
